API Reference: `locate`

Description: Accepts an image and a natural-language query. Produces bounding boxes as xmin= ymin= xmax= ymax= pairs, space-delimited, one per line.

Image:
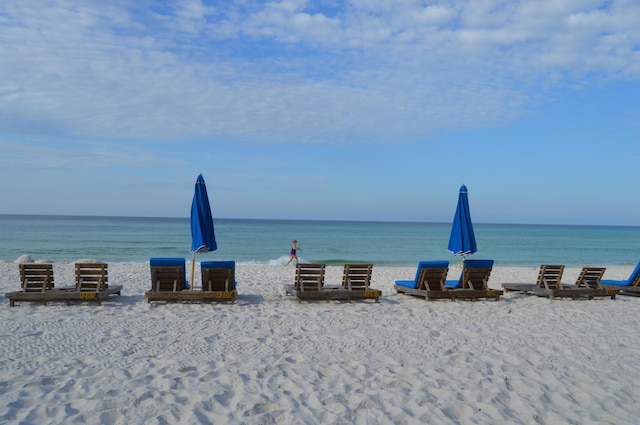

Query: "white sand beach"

xmin=2 ymin=261 xmax=640 ymax=425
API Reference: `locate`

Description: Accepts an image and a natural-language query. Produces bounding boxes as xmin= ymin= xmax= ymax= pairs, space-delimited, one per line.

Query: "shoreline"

xmin=2 ymin=262 xmax=640 ymax=424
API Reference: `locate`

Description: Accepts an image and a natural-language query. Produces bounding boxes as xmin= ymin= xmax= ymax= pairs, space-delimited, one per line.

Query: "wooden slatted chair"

xmin=19 ymin=263 xmax=54 ymax=292
xmin=295 ymin=263 xmax=326 ymax=292
xmin=575 ymin=267 xmax=606 ymax=289
xmin=75 ymin=262 xmax=109 ymax=292
xmin=537 ymin=264 xmax=565 ymax=290
xmin=574 ymin=267 xmax=617 ymax=299
xmin=341 ymin=264 xmax=373 ymax=290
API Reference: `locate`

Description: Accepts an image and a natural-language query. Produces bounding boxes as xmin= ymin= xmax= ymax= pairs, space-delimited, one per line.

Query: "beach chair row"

xmin=150 ymin=260 xmax=384 ymax=304
xmin=7 ymin=259 xmax=640 ymax=307
xmin=5 ymin=262 xmax=122 ymax=307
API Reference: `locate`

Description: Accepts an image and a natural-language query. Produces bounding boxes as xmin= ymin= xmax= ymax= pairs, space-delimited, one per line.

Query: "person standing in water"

xmin=284 ymin=240 xmax=300 ymax=266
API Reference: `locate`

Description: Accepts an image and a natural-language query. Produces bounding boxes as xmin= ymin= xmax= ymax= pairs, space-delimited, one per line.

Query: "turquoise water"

xmin=1 ymin=214 xmax=639 ymax=267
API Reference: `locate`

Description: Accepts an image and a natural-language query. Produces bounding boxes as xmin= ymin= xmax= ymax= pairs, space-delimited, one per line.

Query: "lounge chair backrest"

xmin=417 ymin=266 xmax=449 ymax=291
xmin=19 ymin=263 xmax=54 ymax=292
xmin=295 ymin=264 xmax=325 ymax=292
xmin=414 ymin=261 xmax=449 ymax=283
xmin=201 ymin=261 xmax=236 ymax=292
xmin=455 ymin=259 xmax=494 ymax=290
xmin=575 ymin=267 xmax=606 ymax=289
xmin=537 ymin=265 xmax=564 ymax=290
xmin=626 ymin=261 xmax=640 ymax=287
xmin=75 ymin=262 xmax=108 ymax=292
xmin=150 ymin=258 xmax=186 ymax=292
xmin=342 ymin=264 xmax=373 ymax=290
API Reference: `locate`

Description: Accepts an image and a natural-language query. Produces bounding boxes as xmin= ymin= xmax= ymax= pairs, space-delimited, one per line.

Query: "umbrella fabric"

xmin=448 ymin=184 xmax=477 ymax=257
xmin=191 ymin=174 xmax=217 ymax=253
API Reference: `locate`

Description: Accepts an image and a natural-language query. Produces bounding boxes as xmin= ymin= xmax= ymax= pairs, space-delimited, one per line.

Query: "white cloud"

xmin=0 ymin=0 xmax=638 ymax=145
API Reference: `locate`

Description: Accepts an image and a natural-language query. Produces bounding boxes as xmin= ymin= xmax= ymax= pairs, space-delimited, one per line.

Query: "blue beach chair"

xmin=200 ymin=261 xmax=237 ymax=292
xmin=445 ymin=259 xmax=495 ymax=289
xmin=445 ymin=259 xmax=502 ymax=301
xmin=148 ymin=257 xmax=188 ymax=291
xmin=394 ymin=261 xmax=452 ymax=300
xmin=600 ymin=261 xmax=640 ymax=293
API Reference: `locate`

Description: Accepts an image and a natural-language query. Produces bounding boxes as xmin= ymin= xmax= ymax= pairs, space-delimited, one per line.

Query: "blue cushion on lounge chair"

xmin=395 ymin=261 xmax=449 ymax=289
xmin=601 ymin=261 xmax=640 ymax=286
xmin=201 ymin=260 xmax=237 ymax=288
xmin=150 ymin=257 xmax=188 ymax=288
xmin=445 ymin=259 xmax=495 ymax=288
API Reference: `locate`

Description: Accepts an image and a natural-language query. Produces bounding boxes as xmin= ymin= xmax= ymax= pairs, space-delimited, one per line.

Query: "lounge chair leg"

xmin=9 ymin=300 xmax=15 ymax=307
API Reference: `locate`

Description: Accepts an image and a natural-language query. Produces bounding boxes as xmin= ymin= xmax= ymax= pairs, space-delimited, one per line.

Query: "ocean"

xmin=1 ymin=214 xmax=639 ymax=267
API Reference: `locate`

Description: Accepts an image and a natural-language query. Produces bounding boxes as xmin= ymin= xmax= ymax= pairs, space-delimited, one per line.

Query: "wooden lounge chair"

xmin=502 ymin=264 xmax=565 ymax=294
xmin=574 ymin=267 xmax=618 ymax=299
xmin=145 ymin=258 xmax=188 ymax=303
xmin=6 ymin=263 xmax=58 ymax=306
xmin=75 ymin=262 xmax=108 ymax=292
xmin=19 ymin=263 xmax=55 ymax=292
xmin=73 ymin=262 xmax=122 ymax=305
xmin=600 ymin=261 xmax=640 ymax=295
xmin=340 ymin=263 xmax=381 ymax=302
xmin=447 ymin=259 xmax=503 ymax=301
xmin=199 ymin=260 xmax=237 ymax=302
xmin=394 ymin=261 xmax=452 ymax=301
xmin=284 ymin=263 xmax=327 ymax=303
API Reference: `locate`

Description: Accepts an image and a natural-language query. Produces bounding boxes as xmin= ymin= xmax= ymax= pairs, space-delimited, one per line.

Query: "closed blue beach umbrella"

xmin=448 ymin=184 xmax=477 ymax=259
xmin=190 ymin=174 xmax=217 ymax=288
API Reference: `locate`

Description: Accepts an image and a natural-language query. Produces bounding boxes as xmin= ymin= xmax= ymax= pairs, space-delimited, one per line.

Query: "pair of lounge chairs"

xmin=502 ymin=265 xmax=619 ymax=299
xmin=394 ymin=259 xmax=503 ymax=301
xmin=5 ymin=262 xmax=122 ymax=306
xmin=284 ymin=263 xmax=381 ymax=303
xmin=145 ymin=258 xmax=237 ymax=303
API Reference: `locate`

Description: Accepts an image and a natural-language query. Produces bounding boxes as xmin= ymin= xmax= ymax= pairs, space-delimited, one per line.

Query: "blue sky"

xmin=1 ymin=0 xmax=639 ymax=225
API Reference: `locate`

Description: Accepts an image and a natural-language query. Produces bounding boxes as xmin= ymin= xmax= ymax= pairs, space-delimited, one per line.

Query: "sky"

xmin=0 ymin=0 xmax=639 ymax=226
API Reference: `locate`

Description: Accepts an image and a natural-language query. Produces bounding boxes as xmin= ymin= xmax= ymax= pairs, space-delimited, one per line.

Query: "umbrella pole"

xmin=190 ymin=251 xmax=196 ymax=291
